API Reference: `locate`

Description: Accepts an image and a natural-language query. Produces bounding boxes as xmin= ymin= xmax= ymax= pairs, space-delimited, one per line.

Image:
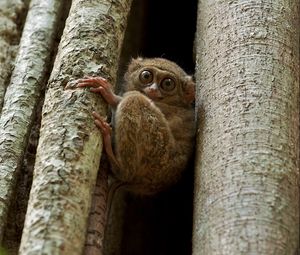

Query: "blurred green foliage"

xmin=0 ymin=247 xmax=7 ymax=255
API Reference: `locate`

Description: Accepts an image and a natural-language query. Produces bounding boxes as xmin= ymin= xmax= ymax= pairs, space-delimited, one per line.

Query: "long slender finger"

xmin=76 ymin=82 xmax=99 ymax=88
xmin=92 ymin=111 xmax=104 ymax=121
xmin=92 ymin=112 xmax=110 ymax=125
xmin=77 ymin=79 xmax=111 ymax=91
xmin=94 ymin=119 xmax=106 ymax=131
xmin=90 ymin=87 xmax=105 ymax=93
xmin=81 ymin=76 xmax=108 ymax=86
xmin=76 ymin=77 xmax=102 ymax=86
xmin=83 ymin=76 xmax=106 ymax=81
xmin=93 ymin=114 xmax=108 ymax=128
xmin=94 ymin=116 xmax=109 ymax=128
xmin=96 ymin=78 xmax=110 ymax=89
xmin=90 ymin=87 xmax=112 ymax=99
xmin=88 ymin=77 xmax=110 ymax=89
xmin=95 ymin=119 xmax=111 ymax=134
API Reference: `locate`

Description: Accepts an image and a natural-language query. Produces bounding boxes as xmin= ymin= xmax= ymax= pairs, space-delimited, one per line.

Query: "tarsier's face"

xmin=125 ymin=58 xmax=195 ymax=107
xmin=137 ymin=67 xmax=179 ymax=101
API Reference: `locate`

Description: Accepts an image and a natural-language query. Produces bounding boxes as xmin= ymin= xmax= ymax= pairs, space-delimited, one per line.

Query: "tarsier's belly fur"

xmin=113 ymin=91 xmax=195 ymax=194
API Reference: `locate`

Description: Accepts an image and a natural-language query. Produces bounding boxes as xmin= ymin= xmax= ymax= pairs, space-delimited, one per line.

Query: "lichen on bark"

xmin=0 ymin=0 xmax=25 ymax=110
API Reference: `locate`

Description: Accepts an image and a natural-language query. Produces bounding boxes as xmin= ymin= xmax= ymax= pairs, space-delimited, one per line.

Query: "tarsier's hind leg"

xmin=114 ymin=91 xmax=174 ymax=185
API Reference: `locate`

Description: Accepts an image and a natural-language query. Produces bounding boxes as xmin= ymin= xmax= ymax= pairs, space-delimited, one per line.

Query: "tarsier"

xmin=76 ymin=58 xmax=195 ymax=195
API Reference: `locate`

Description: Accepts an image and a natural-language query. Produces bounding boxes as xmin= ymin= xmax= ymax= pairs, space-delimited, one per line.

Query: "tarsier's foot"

xmin=92 ymin=111 xmax=121 ymax=168
xmin=76 ymin=76 xmax=120 ymax=108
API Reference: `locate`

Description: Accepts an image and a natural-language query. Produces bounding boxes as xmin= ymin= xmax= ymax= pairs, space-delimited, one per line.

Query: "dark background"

xmin=116 ymin=0 xmax=198 ymax=254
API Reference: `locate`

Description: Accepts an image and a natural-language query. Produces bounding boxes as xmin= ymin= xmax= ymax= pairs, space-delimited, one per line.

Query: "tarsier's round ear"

xmin=127 ymin=57 xmax=144 ymax=73
xmin=183 ymin=75 xmax=195 ymax=104
xmin=124 ymin=57 xmax=144 ymax=83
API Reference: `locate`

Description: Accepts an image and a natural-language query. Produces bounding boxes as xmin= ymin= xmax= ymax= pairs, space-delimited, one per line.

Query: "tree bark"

xmin=84 ymin=158 xmax=109 ymax=255
xmin=0 ymin=0 xmax=25 ymax=110
xmin=19 ymin=0 xmax=132 ymax=254
xmin=193 ymin=1 xmax=299 ymax=254
xmin=0 ymin=0 xmax=64 ymax=242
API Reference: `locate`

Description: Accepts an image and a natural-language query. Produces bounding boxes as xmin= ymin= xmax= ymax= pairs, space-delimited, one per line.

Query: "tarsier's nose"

xmin=143 ymin=83 xmax=162 ymax=100
xmin=149 ymin=83 xmax=158 ymax=90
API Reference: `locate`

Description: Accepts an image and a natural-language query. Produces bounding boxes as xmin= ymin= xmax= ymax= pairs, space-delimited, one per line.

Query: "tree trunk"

xmin=193 ymin=1 xmax=299 ymax=254
xmin=0 ymin=0 xmax=25 ymax=110
xmin=19 ymin=0 xmax=132 ymax=254
xmin=0 ymin=0 xmax=64 ymax=242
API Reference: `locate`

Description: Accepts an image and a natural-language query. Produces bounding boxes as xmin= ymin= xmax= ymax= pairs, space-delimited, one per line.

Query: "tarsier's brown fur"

xmin=77 ymin=58 xmax=195 ymax=195
xmin=115 ymin=58 xmax=195 ymax=194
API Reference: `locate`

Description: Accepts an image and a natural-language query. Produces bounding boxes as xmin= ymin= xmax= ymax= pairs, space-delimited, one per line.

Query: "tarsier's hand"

xmin=76 ymin=76 xmax=121 ymax=108
xmin=92 ymin=111 xmax=120 ymax=168
xmin=92 ymin=111 xmax=111 ymax=138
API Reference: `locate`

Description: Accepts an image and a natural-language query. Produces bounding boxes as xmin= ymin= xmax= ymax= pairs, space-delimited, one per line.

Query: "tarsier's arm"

xmin=76 ymin=77 xmax=121 ymax=167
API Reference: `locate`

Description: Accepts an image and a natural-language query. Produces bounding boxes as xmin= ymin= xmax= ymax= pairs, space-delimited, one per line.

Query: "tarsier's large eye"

xmin=160 ymin=78 xmax=176 ymax=92
xmin=139 ymin=70 xmax=153 ymax=84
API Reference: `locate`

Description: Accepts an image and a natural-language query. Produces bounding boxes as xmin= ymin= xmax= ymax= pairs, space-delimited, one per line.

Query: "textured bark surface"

xmin=0 ymin=0 xmax=25 ymax=110
xmin=193 ymin=1 xmax=299 ymax=254
xmin=19 ymin=0 xmax=132 ymax=254
xmin=2 ymin=109 xmax=42 ymax=255
xmin=84 ymin=159 xmax=108 ymax=255
xmin=0 ymin=0 xmax=64 ymax=242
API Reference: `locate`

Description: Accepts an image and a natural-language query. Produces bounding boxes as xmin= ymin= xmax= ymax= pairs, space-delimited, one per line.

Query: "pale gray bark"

xmin=0 ymin=0 xmax=64 ymax=242
xmin=0 ymin=0 xmax=24 ymax=110
xmin=19 ymin=0 xmax=132 ymax=254
xmin=193 ymin=1 xmax=299 ymax=254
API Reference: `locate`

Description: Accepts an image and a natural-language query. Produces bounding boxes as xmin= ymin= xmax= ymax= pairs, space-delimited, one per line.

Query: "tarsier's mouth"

xmin=147 ymin=95 xmax=164 ymax=102
xmin=143 ymin=90 xmax=164 ymax=101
